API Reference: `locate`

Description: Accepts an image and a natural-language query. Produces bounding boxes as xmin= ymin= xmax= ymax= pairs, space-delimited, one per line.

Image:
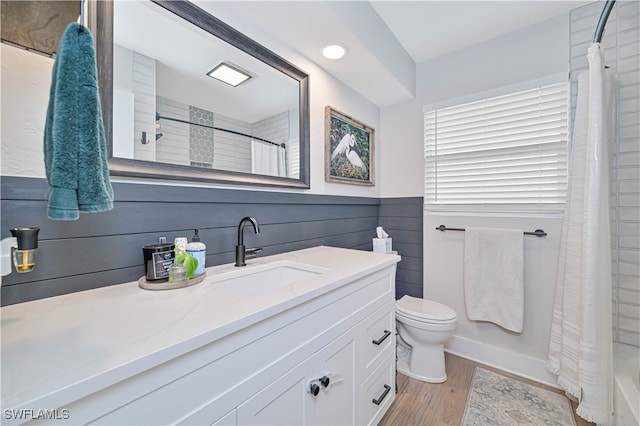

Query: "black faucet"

xmin=235 ymin=216 xmax=262 ymax=267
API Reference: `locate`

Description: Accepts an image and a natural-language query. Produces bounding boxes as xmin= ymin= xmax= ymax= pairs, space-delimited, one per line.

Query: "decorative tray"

xmin=138 ymin=272 xmax=206 ymax=290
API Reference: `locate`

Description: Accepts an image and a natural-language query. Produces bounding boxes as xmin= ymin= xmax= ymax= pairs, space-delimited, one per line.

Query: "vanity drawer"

xmin=359 ymin=353 xmax=395 ymax=426
xmin=360 ymin=300 xmax=395 ymax=377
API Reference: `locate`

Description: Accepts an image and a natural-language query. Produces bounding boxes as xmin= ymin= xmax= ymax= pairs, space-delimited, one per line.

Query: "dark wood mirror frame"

xmin=93 ymin=0 xmax=310 ymax=188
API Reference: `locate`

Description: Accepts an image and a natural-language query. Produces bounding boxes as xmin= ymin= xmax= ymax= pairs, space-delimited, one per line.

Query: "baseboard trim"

xmin=445 ymin=335 xmax=560 ymax=388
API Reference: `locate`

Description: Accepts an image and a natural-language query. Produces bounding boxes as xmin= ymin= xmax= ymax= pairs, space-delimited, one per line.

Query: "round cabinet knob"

xmin=309 ymin=383 xmax=320 ymax=396
xmin=319 ymin=376 xmax=330 ymax=388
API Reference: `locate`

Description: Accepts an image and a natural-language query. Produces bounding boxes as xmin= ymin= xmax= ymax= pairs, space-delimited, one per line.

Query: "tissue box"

xmin=373 ymin=238 xmax=392 ymax=253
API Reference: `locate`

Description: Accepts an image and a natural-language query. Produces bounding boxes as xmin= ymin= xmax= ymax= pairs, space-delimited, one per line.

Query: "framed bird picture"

xmin=324 ymin=106 xmax=375 ymax=186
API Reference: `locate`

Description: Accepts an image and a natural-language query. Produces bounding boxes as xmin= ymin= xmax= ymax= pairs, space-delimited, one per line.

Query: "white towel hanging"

xmin=464 ymin=227 xmax=524 ymax=333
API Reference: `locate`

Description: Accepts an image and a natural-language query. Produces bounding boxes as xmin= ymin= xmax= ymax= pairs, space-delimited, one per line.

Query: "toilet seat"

xmin=396 ymin=295 xmax=457 ymax=324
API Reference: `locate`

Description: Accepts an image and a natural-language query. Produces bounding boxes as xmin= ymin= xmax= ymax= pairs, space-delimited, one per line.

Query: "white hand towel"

xmin=464 ymin=227 xmax=524 ymax=333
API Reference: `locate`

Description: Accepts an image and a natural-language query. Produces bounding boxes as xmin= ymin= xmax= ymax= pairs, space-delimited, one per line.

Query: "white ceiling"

xmin=203 ymin=0 xmax=595 ymax=107
xmin=370 ymin=1 xmax=595 ymax=63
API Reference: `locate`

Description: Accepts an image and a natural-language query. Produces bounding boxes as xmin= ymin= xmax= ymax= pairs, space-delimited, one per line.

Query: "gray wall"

xmin=1 ymin=177 xmax=423 ymax=306
xmin=379 ymin=198 xmax=423 ymax=299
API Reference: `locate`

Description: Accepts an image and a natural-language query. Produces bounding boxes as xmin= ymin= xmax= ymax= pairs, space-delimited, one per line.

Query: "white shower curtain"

xmin=547 ymin=43 xmax=616 ymax=424
xmin=251 ymin=140 xmax=286 ymax=177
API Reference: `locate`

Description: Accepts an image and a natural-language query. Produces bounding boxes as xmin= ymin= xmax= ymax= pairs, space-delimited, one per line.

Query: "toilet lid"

xmin=396 ymin=295 xmax=457 ymax=323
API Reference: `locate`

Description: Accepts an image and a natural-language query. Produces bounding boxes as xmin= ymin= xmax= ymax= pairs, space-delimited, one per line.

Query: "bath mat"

xmin=461 ymin=367 xmax=577 ymax=426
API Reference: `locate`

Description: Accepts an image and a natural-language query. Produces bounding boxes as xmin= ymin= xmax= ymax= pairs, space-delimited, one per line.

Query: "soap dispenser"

xmin=186 ymin=229 xmax=206 ymax=276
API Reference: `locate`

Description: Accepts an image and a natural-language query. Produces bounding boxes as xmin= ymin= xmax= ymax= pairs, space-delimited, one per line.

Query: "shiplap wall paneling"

xmin=379 ymin=197 xmax=423 ymax=299
xmin=1 ymin=177 xmax=379 ymax=306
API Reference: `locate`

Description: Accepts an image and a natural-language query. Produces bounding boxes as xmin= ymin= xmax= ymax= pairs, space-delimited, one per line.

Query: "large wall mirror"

xmin=93 ymin=0 xmax=310 ymax=188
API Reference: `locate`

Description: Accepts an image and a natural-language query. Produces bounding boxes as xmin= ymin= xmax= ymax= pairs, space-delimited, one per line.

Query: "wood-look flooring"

xmin=379 ymin=353 xmax=594 ymax=426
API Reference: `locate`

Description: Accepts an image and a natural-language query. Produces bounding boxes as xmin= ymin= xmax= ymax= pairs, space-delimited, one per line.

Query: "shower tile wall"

xmin=212 ymin=114 xmax=252 ymax=173
xmin=132 ymin=52 xmax=156 ymax=162
xmin=288 ymin=141 xmax=300 ymax=178
xmin=571 ymin=1 xmax=640 ymax=347
xmin=156 ymin=96 xmax=189 ymax=165
xmin=155 ymin=96 xmax=256 ymax=172
xmin=253 ymin=111 xmax=289 ymax=146
xmin=189 ymin=105 xmax=214 ymax=167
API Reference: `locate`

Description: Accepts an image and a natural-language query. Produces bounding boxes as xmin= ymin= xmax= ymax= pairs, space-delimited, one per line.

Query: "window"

xmin=424 ymin=81 xmax=569 ymax=211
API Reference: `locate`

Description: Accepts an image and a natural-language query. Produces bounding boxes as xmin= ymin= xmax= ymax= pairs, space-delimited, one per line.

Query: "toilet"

xmin=395 ymin=295 xmax=457 ymax=383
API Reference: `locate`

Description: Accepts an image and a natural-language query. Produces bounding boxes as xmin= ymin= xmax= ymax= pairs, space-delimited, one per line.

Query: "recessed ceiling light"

xmin=207 ymin=62 xmax=252 ymax=87
xmin=322 ymin=44 xmax=347 ymax=60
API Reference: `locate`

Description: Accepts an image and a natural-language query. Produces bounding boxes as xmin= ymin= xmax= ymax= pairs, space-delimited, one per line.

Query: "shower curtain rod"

xmin=594 ymin=0 xmax=616 ymax=43
xmin=155 ymin=113 xmax=286 ymax=149
xmin=435 ymin=225 xmax=547 ymax=237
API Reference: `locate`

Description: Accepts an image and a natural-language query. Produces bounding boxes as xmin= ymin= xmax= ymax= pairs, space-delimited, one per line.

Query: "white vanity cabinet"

xmin=236 ymin=300 xmax=396 ymax=426
xmin=183 ymin=269 xmax=396 ymax=426
xmin=1 ymin=247 xmax=399 ymax=426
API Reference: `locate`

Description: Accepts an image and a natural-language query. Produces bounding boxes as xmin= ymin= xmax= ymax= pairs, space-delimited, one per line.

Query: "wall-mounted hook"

xmin=140 ymin=131 xmax=150 ymax=145
xmin=79 ymin=0 xmax=86 ymax=30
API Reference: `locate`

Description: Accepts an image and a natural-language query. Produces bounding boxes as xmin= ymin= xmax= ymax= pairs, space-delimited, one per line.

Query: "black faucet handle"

xmin=245 ymin=247 xmax=262 ymax=259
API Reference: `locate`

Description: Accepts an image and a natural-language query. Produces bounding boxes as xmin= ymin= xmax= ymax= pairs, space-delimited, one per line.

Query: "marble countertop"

xmin=1 ymin=246 xmax=399 ymax=411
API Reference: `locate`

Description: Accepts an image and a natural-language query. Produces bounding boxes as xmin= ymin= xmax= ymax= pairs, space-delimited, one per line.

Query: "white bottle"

xmin=186 ymin=229 xmax=206 ymax=276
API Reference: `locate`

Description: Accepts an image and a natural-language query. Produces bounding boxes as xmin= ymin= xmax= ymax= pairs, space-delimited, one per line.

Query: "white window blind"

xmin=424 ymin=82 xmax=569 ymax=210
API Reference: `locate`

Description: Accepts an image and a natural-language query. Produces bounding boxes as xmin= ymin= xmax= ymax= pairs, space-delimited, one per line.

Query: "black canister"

xmin=142 ymin=242 xmax=175 ymax=281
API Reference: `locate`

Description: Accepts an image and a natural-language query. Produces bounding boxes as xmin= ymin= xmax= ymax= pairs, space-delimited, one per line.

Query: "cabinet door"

xmin=238 ymin=328 xmax=357 ymax=425
xmin=237 ymin=360 xmax=310 ymax=425
xmin=307 ymin=331 xmax=356 ymax=426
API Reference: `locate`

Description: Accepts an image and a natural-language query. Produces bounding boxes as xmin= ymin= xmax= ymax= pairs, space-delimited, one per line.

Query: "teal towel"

xmin=44 ymin=22 xmax=114 ymax=221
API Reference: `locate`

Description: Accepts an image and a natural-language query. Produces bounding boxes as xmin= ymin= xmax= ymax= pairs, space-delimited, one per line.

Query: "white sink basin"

xmin=207 ymin=261 xmax=329 ymax=296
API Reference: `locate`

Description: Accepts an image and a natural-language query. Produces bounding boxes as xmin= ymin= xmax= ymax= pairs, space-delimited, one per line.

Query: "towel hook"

xmin=79 ymin=0 xmax=85 ymax=31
